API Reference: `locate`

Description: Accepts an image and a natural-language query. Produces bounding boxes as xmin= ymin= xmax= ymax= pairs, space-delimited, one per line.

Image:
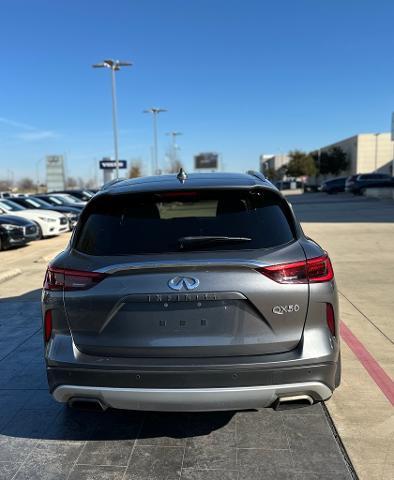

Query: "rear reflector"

xmin=258 ymin=254 xmax=334 ymax=284
xmin=44 ymin=310 xmax=52 ymax=342
xmin=326 ymin=303 xmax=336 ymax=337
xmin=43 ymin=266 xmax=106 ymax=291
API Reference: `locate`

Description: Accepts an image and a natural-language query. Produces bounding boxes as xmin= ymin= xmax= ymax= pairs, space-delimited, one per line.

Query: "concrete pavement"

xmin=0 ymin=229 xmax=355 ymax=479
xmin=289 ymin=192 xmax=394 ymax=480
xmin=0 ymin=193 xmax=393 ymax=479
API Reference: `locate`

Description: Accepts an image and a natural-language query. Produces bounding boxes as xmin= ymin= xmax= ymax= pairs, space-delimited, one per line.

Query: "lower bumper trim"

xmin=53 ymin=382 xmax=332 ymax=412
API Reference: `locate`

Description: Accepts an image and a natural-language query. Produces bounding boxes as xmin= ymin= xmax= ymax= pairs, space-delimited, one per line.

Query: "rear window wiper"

xmin=177 ymin=236 xmax=251 ymax=250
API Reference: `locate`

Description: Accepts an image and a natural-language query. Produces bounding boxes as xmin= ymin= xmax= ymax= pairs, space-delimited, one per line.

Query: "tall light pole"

xmin=144 ymin=108 xmax=167 ymax=174
xmin=92 ymin=59 xmax=132 ymax=179
xmin=166 ymin=131 xmax=182 ymax=165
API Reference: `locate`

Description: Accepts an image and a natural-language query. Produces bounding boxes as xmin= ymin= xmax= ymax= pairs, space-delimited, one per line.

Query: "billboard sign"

xmin=99 ymin=159 xmax=127 ymax=170
xmin=194 ymin=152 xmax=219 ymax=170
xmin=46 ymin=155 xmax=65 ymax=191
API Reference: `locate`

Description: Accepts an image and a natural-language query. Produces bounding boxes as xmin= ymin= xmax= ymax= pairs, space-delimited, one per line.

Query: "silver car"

xmin=42 ymin=171 xmax=340 ymax=412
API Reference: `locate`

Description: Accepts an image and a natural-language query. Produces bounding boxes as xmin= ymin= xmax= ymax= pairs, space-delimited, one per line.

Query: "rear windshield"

xmin=75 ymin=189 xmax=295 ymax=255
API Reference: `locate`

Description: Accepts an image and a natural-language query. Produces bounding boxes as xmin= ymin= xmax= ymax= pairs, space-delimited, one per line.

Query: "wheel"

xmin=35 ymin=223 xmax=43 ymax=240
xmin=0 ymin=237 xmax=2 ymax=251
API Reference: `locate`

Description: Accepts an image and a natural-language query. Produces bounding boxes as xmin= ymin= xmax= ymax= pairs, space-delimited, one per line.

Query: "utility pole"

xmin=144 ymin=108 xmax=167 ymax=174
xmin=92 ymin=59 xmax=133 ymax=179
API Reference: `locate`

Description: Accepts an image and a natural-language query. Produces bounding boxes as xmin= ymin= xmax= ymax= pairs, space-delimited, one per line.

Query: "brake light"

xmin=43 ymin=266 xmax=106 ymax=291
xmin=44 ymin=310 xmax=52 ymax=342
xmin=326 ymin=303 xmax=336 ymax=337
xmin=258 ymin=254 xmax=334 ymax=284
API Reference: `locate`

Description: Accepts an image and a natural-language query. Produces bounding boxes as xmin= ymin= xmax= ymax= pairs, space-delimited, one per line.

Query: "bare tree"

xmin=167 ymin=158 xmax=184 ymax=173
xmin=164 ymin=146 xmax=183 ymax=173
xmin=18 ymin=177 xmax=35 ymax=192
xmin=66 ymin=177 xmax=78 ymax=188
xmin=129 ymin=160 xmax=142 ymax=178
xmin=85 ymin=178 xmax=96 ymax=189
xmin=0 ymin=179 xmax=12 ymax=191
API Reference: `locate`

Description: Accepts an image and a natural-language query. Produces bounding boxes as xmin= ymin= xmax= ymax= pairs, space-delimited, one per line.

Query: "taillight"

xmin=258 ymin=254 xmax=334 ymax=284
xmin=44 ymin=310 xmax=52 ymax=342
xmin=43 ymin=266 xmax=106 ymax=291
xmin=326 ymin=303 xmax=336 ymax=337
xmin=307 ymin=255 xmax=334 ymax=283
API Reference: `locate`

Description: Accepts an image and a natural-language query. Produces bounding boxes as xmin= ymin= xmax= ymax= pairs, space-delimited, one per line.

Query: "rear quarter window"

xmin=75 ymin=189 xmax=296 ymax=255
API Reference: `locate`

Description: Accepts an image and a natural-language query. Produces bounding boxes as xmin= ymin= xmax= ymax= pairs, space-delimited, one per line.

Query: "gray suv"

xmin=43 ymin=171 xmax=340 ymax=411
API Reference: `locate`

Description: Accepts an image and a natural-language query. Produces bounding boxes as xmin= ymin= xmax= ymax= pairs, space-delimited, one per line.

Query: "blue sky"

xmin=1 ymin=0 xmax=394 ymax=182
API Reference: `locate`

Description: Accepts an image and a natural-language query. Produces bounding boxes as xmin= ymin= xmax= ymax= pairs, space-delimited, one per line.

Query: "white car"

xmin=0 ymin=199 xmax=69 ymax=238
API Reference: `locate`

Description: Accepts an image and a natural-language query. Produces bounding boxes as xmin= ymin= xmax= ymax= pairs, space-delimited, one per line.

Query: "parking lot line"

xmin=340 ymin=322 xmax=394 ymax=405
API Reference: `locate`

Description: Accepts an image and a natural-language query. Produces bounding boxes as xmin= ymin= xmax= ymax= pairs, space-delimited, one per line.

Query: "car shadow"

xmin=0 ymin=287 xmax=240 ymax=442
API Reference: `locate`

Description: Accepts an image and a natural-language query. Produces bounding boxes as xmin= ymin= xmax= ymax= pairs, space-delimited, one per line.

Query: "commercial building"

xmin=317 ymin=133 xmax=393 ymax=175
xmin=259 ymin=154 xmax=289 ymax=174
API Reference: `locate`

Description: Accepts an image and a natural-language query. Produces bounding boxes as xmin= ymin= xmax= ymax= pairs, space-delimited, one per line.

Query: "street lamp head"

xmin=92 ymin=59 xmax=133 ymax=70
xmin=144 ymin=107 xmax=167 ymax=115
xmin=166 ymin=131 xmax=182 ymax=136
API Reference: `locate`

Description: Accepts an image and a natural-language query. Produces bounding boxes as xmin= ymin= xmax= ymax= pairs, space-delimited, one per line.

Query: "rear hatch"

xmin=63 ymin=188 xmax=308 ymax=357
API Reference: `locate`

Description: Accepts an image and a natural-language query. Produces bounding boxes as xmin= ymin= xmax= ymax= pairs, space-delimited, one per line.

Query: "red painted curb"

xmin=340 ymin=322 xmax=394 ymax=405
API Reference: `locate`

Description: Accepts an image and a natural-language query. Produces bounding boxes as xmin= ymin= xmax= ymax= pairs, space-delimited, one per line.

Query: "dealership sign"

xmin=194 ymin=152 xmax=219 ymax=170
xmin=46 ymin=155 xmax=66 ymax=191
xmin=99 ymin=159 xmax=127 ymax=170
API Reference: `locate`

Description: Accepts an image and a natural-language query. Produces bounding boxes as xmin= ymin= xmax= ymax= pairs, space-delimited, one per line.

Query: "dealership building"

xmin=316 ymin=132 xmax=393 ymax=175
xmin=260 ymin=132 xmax=393 ymax=177
xmin=259 ymin=154 xmax=289 ymax=173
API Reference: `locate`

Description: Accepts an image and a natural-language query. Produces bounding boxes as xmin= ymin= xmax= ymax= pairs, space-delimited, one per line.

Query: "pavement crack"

xmin=338 ymin=290 xmax=393 ymax=345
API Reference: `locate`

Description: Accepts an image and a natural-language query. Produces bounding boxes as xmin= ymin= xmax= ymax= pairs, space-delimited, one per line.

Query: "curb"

xmin=0 ymin=268 xmax=22 ymax=285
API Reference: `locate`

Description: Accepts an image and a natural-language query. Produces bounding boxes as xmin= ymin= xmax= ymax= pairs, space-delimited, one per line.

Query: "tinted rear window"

xmin=75 ymin=189 xmax=295 ymax=255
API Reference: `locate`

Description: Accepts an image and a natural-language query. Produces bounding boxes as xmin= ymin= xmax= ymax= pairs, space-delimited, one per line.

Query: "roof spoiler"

xmin=246 ymin=170 xmax=266 ymax=181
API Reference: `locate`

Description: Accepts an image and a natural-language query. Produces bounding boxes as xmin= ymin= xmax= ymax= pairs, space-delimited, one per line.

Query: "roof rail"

xmin=246 ymin=170 xmax=266 ymax=181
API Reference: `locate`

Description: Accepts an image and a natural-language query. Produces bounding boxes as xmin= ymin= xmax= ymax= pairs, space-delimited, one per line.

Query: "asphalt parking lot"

xmin=0 ymin=192 xmax=392 ymax=480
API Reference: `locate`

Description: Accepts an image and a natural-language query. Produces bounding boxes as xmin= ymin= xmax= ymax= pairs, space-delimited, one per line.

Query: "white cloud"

xmin=0 ymin=117 xmax=36 ymax=130
xmin=0 ymin=116 xmax=59 ymax=142
xmin=16 ymin=130 xmax=58 ymax=141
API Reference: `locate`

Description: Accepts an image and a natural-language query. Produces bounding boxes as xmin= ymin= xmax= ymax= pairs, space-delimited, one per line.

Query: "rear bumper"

xmin=52 ymin=381 xmax=332 ymax=412
xmin=47 ymin=360 xmax=339 ymax=411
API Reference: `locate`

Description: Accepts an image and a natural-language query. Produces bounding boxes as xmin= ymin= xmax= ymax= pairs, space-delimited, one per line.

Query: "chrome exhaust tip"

xmin=67 ymin=397 xmax=108 ymax=412
xmin=274 ymin=394 xmax=314 ymax=411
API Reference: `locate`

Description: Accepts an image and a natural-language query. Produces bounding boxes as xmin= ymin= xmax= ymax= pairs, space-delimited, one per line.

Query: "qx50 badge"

xmin=168 ymin=276 xmax=200 ymax=291
xmin=273 ymin=304 xmax=300 ymax=315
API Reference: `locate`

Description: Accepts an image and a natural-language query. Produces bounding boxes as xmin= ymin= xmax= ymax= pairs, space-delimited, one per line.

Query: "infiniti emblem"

xmin=168 ymin=276 xmax=200 ymax=291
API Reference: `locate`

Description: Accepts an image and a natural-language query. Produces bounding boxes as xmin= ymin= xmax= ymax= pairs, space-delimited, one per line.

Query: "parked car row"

xmin=320 ymin=173 xmax=393 ymax=194
xmin=0 ymin=189 xmax=95 ymax=251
